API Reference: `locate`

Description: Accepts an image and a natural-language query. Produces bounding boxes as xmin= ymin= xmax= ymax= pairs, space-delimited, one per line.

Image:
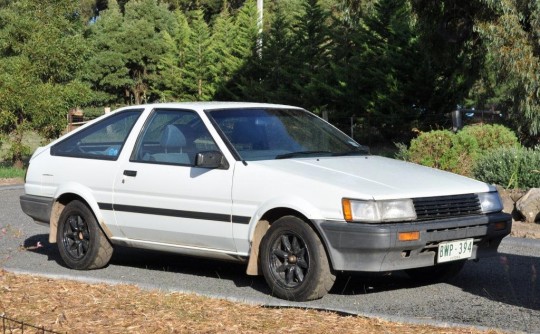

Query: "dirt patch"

xmin=0 ymin=270 xmax=502 ymax=334
xmin=0 ymin=178 xmax=23 ymax=186
xmin=510 ymin=220 xmax=540 ymax=239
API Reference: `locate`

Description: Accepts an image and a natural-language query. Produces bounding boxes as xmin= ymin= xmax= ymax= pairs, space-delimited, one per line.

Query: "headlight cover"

xmin=342 ymin=198 xmax=417 ymax=223
xmin=477 ymin=192 xmax=503 ymax=213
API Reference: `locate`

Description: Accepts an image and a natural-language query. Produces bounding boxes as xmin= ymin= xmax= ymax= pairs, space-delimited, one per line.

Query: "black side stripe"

xmin=232 ymin=215 xmax=251 ymax=224
xmin=99 ymin=203 xmax=114 ymax=210
xmin=98 ymin=203 xmax=251 ymax=224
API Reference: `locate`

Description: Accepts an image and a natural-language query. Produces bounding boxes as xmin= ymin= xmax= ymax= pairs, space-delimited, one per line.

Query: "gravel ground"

xmin=1 ymin=185 xmax=539 ymax=333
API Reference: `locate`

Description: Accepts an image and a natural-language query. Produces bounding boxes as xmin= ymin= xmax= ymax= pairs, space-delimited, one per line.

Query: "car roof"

xmin=117 ymin=101 xmax=304 ymax=112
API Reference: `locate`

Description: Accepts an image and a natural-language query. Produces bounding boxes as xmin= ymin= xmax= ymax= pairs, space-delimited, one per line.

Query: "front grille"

xmin=413 ymin=194 xmax=481 ymax=221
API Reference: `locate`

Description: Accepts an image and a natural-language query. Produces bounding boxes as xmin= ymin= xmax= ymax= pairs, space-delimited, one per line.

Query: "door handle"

xmin=123 ymin=170 xmax=137 ymax=177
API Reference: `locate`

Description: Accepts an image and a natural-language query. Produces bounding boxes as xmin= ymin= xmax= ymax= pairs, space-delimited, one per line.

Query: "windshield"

xmin=208 ymin=108 xmax=368 ymax=161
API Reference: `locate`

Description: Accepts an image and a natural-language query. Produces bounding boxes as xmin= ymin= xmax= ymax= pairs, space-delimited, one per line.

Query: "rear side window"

xmin=51 ymin=110 xmax=143 ymax=160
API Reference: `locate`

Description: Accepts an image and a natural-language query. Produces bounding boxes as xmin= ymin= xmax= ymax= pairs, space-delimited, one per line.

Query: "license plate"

xmin=437 ymin=238 xmax=473 ymax=263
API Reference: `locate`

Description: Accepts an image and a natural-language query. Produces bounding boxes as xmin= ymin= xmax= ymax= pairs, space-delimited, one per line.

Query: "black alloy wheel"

xmin=57 ymin=200 xmax=113 ymax=270
xmin=62 ymin=214 xmax=90 ymax=261
xmin=268 ymin=232 xmax=310 ymax=288
xmin=260 ymin=216 xmax=335 ymax=301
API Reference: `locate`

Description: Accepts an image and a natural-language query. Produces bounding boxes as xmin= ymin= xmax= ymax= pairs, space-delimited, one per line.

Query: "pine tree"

xmin=214 ymin=0 xmax=260 ymax=100
xmin=85 ymin=0 xmax=130 ymax=103
xmin=328 ymin=0 xmax=372 ymax=118
xmin=154 ymin=10 xmax=191 ymax=101
xmin=231 ymin=0 xmax=259 ymax=65
xmin=122 ymin=0 xmax=177 ymax=104
xmin=352 ymin=0 xmax=422 ymax=138
xmin=290 ymin=0 xmax=333 ymax=110
xmin=85 ymin=0 xmax=177 ymax=105
xmin=209 ymin=3 xmax=240 ymax=97
xmin=154 ymin=30 xmax=184 ymax=101
xmin=363 ymin=0 xmax=419 ymax=111
xmin=257 ymin=0 xmax=297 ymax=104
xmin=182 ymin=9 xmax=214 ymax=100
xmin=411 ymin=0 xmax=484 ymax=120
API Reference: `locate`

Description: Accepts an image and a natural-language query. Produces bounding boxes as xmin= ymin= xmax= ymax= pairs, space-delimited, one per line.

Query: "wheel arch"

xmin=246 ymin=206 xmax=334 ymax=276
xmin=50 ymin=184 xmax=112 ymax=244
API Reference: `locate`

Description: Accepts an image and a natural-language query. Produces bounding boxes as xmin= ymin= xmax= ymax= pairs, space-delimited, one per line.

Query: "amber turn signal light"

xmin=398 ymin=231 xmax=420 ymax=241
xmin=494 ymin=222 xmax=507 ymax=231
xmin=342 ymin=199 xmax=353 ymax=222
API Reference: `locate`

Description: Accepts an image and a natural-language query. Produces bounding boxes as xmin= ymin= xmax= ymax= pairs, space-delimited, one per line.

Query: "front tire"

xmin=57 ymin=200 xmax=113 ymax=270
xmin=260 ymin=216 xmax=335 ymax=301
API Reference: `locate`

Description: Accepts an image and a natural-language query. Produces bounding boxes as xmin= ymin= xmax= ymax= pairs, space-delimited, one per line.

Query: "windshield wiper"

xmin=275 ymin=151 xmax=333 ymax=159
xmin=333 ymin=150 xmax=369 ymax=157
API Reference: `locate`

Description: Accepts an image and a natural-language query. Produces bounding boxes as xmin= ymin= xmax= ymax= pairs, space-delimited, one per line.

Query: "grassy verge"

xmin=0 ymin=163 xmax=25 ymax=179
xmin=0 ymin=270 xmax=501 ymax=334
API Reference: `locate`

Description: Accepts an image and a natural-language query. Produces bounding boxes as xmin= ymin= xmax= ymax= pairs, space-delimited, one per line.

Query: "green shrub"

xmin=400 ymin=124 xmax=522 ymax=177
xmin=458 ymin=124 xmax=520 ymax=153
xmin=6 ymin=141 xmax=30 ymax=166
xmin=407 ymin=130 xmax=454 ymax=169
xmin=393 ymin=142 xmax=409 ymax=161
xmin=450 ymin=130 xmax=479 ymax=176
xmin=473 ymin=147 xmax=540 ymax=189
xmin=406 ymin=130 xmax=478 ymax=175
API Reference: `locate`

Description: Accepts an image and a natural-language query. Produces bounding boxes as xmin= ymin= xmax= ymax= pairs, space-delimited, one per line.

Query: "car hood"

xmin=255 ymin=155 xmax=494 ymax=200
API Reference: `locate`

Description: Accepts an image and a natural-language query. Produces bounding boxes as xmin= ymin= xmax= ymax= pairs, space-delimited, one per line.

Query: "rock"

xmin=509 ymin=189 xmax=527 ymax=202
xmin=515 ymin=188 xmax=540 ymax=224
xmin=496 ymin=185 xmax=515 ymax=215
xmin=495 ymin=185 xmax=525 ymax=220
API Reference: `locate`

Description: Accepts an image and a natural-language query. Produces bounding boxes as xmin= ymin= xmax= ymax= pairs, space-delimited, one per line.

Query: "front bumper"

xmin=314 ymin=212 xmax=512 ymax=272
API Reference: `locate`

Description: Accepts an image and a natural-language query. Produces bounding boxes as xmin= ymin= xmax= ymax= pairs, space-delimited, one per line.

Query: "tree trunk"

xmin=13 ymin=159 xmax=24 ymax=169
xmin=12 ymin=128 xmax=25 ymax=169
xmin=134 ymin=89 xmax=141 ymax=105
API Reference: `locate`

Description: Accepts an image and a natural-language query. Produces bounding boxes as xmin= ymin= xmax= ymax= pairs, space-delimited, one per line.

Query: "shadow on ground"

xmin=23 ymin=235 xmax=539 ymax=312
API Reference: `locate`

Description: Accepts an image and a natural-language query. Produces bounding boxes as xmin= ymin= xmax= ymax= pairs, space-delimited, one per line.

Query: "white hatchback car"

xmin=20 ymin=102 xmax=511 ymax=301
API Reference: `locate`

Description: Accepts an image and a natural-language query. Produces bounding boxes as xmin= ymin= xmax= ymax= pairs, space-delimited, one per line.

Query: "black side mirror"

xmin=195 ymin=151 xmax=229 ymax=169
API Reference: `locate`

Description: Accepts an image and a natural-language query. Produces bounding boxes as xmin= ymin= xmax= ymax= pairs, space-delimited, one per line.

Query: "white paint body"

xmin=23 ymin=102 xmax=495 ymax=260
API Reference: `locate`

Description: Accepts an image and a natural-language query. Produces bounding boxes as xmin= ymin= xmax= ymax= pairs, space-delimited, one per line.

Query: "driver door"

xmin=111 ymin=108 xmax=236 ymax=251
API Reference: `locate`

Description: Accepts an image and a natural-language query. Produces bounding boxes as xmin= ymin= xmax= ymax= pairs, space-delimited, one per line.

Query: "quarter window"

xmin=51 ymin=110 xmax=143 ymax=160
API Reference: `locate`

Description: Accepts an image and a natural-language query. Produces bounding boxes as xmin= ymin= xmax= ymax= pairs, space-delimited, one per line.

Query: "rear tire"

xmin=57 ymin=200 xmax=113 ymax=270
xmin=405 ymin=260 xmax=466 ymax=283
xmin=260 ymin=216 xmax=335 ymax=301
